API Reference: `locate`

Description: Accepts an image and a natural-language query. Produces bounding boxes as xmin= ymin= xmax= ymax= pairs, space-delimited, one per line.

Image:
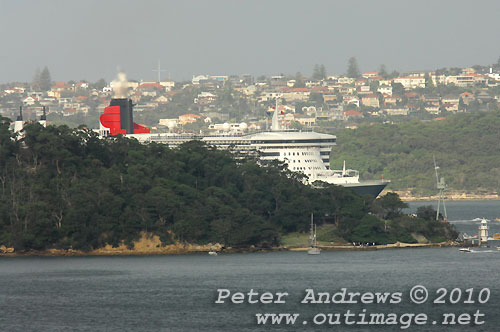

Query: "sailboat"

xmin=308 ymin=213 xmax=321 ymax=255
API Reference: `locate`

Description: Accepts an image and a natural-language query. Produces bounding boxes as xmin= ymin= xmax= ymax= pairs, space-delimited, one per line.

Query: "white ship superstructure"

xmin=101 ymin=106 xmax=388 ymax=197
xmin=125 ymin=128 xmax=336 ymax=182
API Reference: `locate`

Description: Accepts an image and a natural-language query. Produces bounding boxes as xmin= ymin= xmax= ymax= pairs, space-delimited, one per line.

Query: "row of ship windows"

xmin=283 ymin=151 xmax=315 ymax=156
xmin=285 ymin=159 xmax=330 ymax=164
xmin=256 ymin=151 xmax=317 ymax=157
xmin=261 ymin=152 xmax=280 ymax=157
xmin=260 ymin=152 xmax=331 ymax=161
xmin=288 ymin=159 xmax=317 ymax=163
xmin=252 ymin=139 xmax=336 ymax=144
xmin=261 ymin=150 xmax=329 ymax=155
xmin=259 ymin=146 xmax=331 ymax=150
xmin=293 ymin=167 xmax=322 ymax=171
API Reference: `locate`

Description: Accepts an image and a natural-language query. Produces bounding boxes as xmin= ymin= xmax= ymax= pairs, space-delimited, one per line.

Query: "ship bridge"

xmin=247 ymin=130 xmax=336 ymax=170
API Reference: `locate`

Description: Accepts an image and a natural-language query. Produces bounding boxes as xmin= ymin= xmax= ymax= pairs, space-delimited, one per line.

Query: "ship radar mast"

xmin=39 ymin=106 xmax=47 ymax=128
xmin=433 ymin=155 xmax=448 ymax=222
xmin=14 ymin=106 xmax=24 ymax=134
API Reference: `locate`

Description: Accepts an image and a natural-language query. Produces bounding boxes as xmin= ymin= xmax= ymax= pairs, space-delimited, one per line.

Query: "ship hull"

xmin=340 ymin=180 xmax=389 ymax=198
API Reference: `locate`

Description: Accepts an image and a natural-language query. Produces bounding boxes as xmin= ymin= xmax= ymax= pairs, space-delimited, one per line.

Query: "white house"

xmin=23 ymin=96 xmax=38 ymax=106
xmin=377 ymin=85 xmax=393 ymax=95
xmin=393 ymin=76 xmax=426 ymax=89
xmin=192 ymin=75 xmax=209 ymax=85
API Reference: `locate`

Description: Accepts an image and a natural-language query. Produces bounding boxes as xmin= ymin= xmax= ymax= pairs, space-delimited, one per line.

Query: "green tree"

xmin=33 ymin=67 xmax=41 ymax=89
xmin=319 ymin=64 xmax=327 ymax=79
xmin=350 ymin=215 xmax=391 ymax=244
xmin=458 ymin=97 xmax=465 ymax=111
xmin=379 ymin=64 xmax=388 ymax=78
xmin=346 ymin=57 xmax=360 ymax=78
xmin=293 ymin=72 xmax=305 ymax=88
xmin=389 ymin=70 xmax=400 ymax=79
xmin=309 ymin=93 xmax=324 ymax=105
xmin=416 ymin=205 xmax=436 ymax=221
xmin=371 ymin=192 xmax=408 ymax=219
xmin=312 ymin=64 xmax=320 ymax=80
xmin=312 ymin=64 xmax=327 ymax=80
xmin=424 ymin=73 xmax=434 ymax=89
xmin=40 ymin=66 xmax=52 ymax=91
xmin=494 ymin=56 xmax=500 ymax=70
xmin=392 ymin=82 xmax=404 ymax=96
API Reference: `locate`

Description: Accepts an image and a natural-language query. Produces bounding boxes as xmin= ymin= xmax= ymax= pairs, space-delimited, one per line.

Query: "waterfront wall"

xmin=386 ymin=190 xmax=499 ymax=202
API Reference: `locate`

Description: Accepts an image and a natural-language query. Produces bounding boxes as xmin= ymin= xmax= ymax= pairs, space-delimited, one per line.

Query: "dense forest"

xmin=0 ymin=117 xmax=456 ymax=251
xmin=330 ymin=110 xmax=500 ymax=194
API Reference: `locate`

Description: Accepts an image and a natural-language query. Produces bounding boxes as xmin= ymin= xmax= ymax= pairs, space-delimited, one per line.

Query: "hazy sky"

xmin=1 ymin=0 xmax=499 ymax=83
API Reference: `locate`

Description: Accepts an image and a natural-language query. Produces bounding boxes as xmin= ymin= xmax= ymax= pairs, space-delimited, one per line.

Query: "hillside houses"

xmin=384 ymin=108 xmax=409 ymax=116
xmin=194 ymin=92 xmax=217 ymax=105
xmin=445 ymin=73 xmax=487 ymax=87
xmin=361 ymin=94 xmax=380 ymax=108
xmin=460 ymin=92 xmax=475 ymax=105
xmin=1 ymin=63 xmax=500 ymax=130
xmin=179 ymin=114 xmax=203 ymax=125
xmin=344 ymin=110 xmax=363 ymax=120
xmin=280 ymin=87 xmax=310 ymax=101
xmin=383 ymin=95 xmax=401 ymax=106
xmin=393 ymin=76 xmax=426 ymax=90
xmin=377 ymin=85 xmax=392 ymax=95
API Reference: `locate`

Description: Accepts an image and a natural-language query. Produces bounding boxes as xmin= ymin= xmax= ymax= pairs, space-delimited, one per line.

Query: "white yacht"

xmin=308 ymin=213 xmax=321 ymax=255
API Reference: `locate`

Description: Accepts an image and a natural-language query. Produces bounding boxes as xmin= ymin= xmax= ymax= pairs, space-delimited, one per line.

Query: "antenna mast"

xmin=152 ymin=59 xmax=167 ymax=83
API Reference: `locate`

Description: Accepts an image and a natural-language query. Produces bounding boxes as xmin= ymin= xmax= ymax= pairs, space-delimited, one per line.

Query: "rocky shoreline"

xmin=387 ymin=190 xmax=499 ymax=202
xmin=0 ymin=234 xmax=458 ymax=257
xmin=289 ymin=241 xmax=458 ymax=251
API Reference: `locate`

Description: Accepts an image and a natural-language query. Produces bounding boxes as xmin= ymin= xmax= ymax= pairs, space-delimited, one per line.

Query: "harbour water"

xmin=0 ymin=201 xmax=499 ymax=331
xmin=407 ymin=200 xmax=500 ymax=235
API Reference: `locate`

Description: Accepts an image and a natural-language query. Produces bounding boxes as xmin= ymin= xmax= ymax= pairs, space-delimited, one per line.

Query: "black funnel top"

xmin=109 ymin=98 xmax=134 ymax=134
xmin=41 ymin=106 xmax=47 ymax=121
xmin=16 ymin=106 xmax=23 ymax=121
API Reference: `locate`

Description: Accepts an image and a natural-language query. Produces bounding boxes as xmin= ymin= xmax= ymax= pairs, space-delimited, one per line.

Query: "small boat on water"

xmin=460 ymin=247 xmax=498 ymax=253
xmin=308 ymin=213 xmax=321 ymax=255
xmin=208 ymin=251 xmax=218 ymax=256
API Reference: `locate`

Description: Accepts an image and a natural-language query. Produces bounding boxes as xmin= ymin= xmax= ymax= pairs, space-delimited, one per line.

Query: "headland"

xmin=0 ymin=233 xmax=458 ymax=257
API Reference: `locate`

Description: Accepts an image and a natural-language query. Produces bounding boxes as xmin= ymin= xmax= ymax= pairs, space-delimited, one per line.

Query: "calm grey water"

xmin=407 ymin=200 xmax=500 ymax=235
xmin=0 ymin=201 xmax=499 ymax=332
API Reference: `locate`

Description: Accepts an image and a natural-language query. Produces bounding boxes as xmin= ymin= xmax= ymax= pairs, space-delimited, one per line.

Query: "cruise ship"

xmin=99 ymin=77 xmax=389 ymax=197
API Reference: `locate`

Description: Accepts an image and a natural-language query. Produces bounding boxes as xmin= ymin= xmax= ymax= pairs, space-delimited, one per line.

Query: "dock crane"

xmin=434 ymin=155 xmax=448 ymax=222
